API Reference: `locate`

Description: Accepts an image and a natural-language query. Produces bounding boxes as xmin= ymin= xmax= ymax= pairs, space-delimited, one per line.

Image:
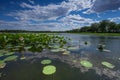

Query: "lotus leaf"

xmin=4 ymin=55 xmax=18 ymax=61
xmin=42 ymin=65 xmax=56 ymax=75
xmin=73 ymin=60 xmax=77 ymax=63
xmin=68 ymin=47 xmax=78 ymax=51
xmin=62 ymin=51 xmax=70 ymax=55
xmin=41 ymin=59 xmax=52 ymax=65
xmin=51 ymin=49 xmax=60 ymax=52
xmin=4 ymin=52 xmax=14 ymax=56
xmin=101 ymin=61 xmax=115 ymax=69
xmin=24 ymin=46 xmax=32 ymax=50
xmin=20 ymin=56 xmax=26 ymax=60
xmin=0 ymin=61 xmax=6 ymax=69
xmin=0 ymin=54 xmax=4 ymax=57
xmin=80 ymin=60 xmax=93 ymax=68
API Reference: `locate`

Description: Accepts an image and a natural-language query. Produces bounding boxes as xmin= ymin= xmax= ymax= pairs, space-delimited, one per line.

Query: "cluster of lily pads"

xmin=0 ymin=33 xmax=67 ymax=52
xmin=0 ymin=52 xmax=18 ymax=69
xmin=41 ymin=59 xmax=56 ymax=75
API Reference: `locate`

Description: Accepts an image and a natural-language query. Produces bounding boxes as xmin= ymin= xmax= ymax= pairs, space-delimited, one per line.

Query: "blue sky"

xmin=0 ymin=0 xmax=120 ymax=31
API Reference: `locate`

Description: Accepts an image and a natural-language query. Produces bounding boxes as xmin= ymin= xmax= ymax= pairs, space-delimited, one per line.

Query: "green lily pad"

xmin=62 ymin=51 xmax=70 ymax=55
xmin=101 ymin=61 xmax=115 ymax=69
xmin=53 ymin=46 xmax=60 ymax=49
xmin=4 ymin=55 xmax=18 ymax=62
xmin=80 ymin=60 xmax=93 ymax=68
xmin=73 ymin=60 xmax=77 ymax=63
xmin=0 ymin=54 xmax=4 ymax=57
xmin=4 ymin=52 xmax=14 ymax=56
xmin=41 ymin=59 xmax=52 ymax=65
xmin=68 ymin=47 xmax=78 ymax=51
xmin=20 ymin=56 xmax=26 ymax=60
xmin=42 ymin=65 xmax=56 ymax=75
xmin=24 ymin=46 xmax=32 ymax=50
xmin=0 ymin=61 xmax=6 ymax=69
xmin=51 ymin=49 xmax=60 ymax=52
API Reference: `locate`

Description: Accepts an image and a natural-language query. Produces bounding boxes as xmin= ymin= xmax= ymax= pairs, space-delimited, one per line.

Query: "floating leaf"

xmin=62 ymin=50 xmax=70 ymax=55
xmin=20 ymin=56 xmax=26 ymax=60
xmin=24 ymin=46 xmax=32 ymax=50
xmin=53 ymin=46 xmax=60 ymax=49
xmin=103 ymin=49 xmax=111 ymax=52
xmin=4 ymin=55 xmax=18 ymax=62
xmin=0 ymin=61 xmax=6 ymax=69
xmin=68 ymin=47 xmax=78 ymax=51
xmin=0 ymin=54 xmax=4 ymax=57
xmin=51 ymin=49 xmax=60 ymax=52
xmin=4 ymin=52 xmax=14 ymax=56
xmin=42 ymin=65 xmax=56 ymax=75
xmin=73 ymin=60 xmax=77 ymax=63
xmin=80 ymin=60 xmax=93 ymax=68
xmin=41 ymin=59 xmax=52 ymax=65
xmin=101 ymin=61 xmax=115 ymax=69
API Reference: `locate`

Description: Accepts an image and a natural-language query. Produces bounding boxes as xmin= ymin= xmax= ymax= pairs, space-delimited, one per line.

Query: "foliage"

xmin=42 ymin=65 xmax=56 ymax=75
xmin=80 ymin=60 xmax=93 ymax=68
xmin=41 ymin=59 xmax=52 ymax=65
xmin=67 ymin=20 xmax=120 ymax=33
xmin=101 ymin=61 xmax=115 ymax=69
xmin=0 ymin=33 xmax=67 ymax=52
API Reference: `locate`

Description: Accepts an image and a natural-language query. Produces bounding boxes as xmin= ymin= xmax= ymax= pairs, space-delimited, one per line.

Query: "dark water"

xmin=0 ymin=33 xmax=120 ymax=80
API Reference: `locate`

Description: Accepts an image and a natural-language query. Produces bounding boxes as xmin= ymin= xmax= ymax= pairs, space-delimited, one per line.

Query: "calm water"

xmin=1 ymin=33 xmax=120 ymax=80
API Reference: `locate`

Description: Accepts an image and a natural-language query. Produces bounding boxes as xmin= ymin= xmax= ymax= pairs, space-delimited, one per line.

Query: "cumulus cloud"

xmin=108 ymin=17 xmax=120 ymax=22
xmin=84 ymin=0 xmax=120 ymax=14
xmin=5 ymin=0 xmax=119 ymax=31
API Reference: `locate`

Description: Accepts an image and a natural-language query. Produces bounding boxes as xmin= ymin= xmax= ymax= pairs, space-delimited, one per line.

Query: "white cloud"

xmin=5 ymin=0 xmax=98 ymax=31
xmin=108 ymin=17 xmax=120 ymax=23
xmin=28 ymin=0 xmax=34 ymax=4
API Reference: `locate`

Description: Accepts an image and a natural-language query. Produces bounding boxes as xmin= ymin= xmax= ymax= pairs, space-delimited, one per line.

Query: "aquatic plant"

xmin=0 ymin=61 xmax=6 ymax=69
xmin=80 ymin=60 xmax=93 ymax=68
xmin=0 ymin=53 xmax=4 ymax=57
xmin=51 ymin=49 xmax=60 ymax=52
xmin=4 ymin=52 xmax=14 ymax=56
xmin=0 ymin=33 xmax=67 ymax=53
xmin=101 ymin=61 xmax=115 ymax=69
xmin=42 ymin=65 xmax=56 ymax=75
xmin=68 ymin=46 xmax=79 ymax=51
xmin=20 ymin=56 xmax=26 ymax=60
xmin=62 ymin=50 xmax=70 ymax=55
xmin=41 ymin=59 xmax=52 ymax=65
xmin=4 ymin=55 xmax=18 ymax=61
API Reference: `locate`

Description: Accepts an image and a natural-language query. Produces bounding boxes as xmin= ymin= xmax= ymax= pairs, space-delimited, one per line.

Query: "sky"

xmin=0 ymin=0 xmax=120 ymax=31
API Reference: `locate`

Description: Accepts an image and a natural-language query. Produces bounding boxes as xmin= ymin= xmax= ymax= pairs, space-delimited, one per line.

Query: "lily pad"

xmin=42 ymin=65 xmax=56 ymax=75
xmin=80 ymin=60 xmax=93 ymax=68
xmin=24 ymin=46 xmax=32 ymax=50
xmin=4 ymin=52 xmax=14 ymax=56
xmin=62 ymin=50 xmax=70 ymax=55
xmin=68 ymin=47 xmax=78 ymax=51
xmin=41 ymin=59 xmax=52 ymax=65
xmin=0 ymin=61 xmax=6 ymax=69
xmin=53 ymin=46 xmax=60 ymax=49
xmin=20 ymin=56 xmax=26 ymax=60
xmin=101 ymin=61 xmax=115 ymax=69
xmin=51 ymin=49 xmax=60 ymax=52
xmin=0 ymin=54 xmax=4 ymax=57
xmin=4 ymin=55 xmax=18 ymax=62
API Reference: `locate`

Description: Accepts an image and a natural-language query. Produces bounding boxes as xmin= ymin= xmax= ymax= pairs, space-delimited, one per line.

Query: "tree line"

xmin=67 ymin=20 xmax=120 ymax=33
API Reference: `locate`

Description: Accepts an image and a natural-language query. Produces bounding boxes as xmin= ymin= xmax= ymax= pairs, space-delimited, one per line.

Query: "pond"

xmin=0 ymin=33 xmax=120 ymax=80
